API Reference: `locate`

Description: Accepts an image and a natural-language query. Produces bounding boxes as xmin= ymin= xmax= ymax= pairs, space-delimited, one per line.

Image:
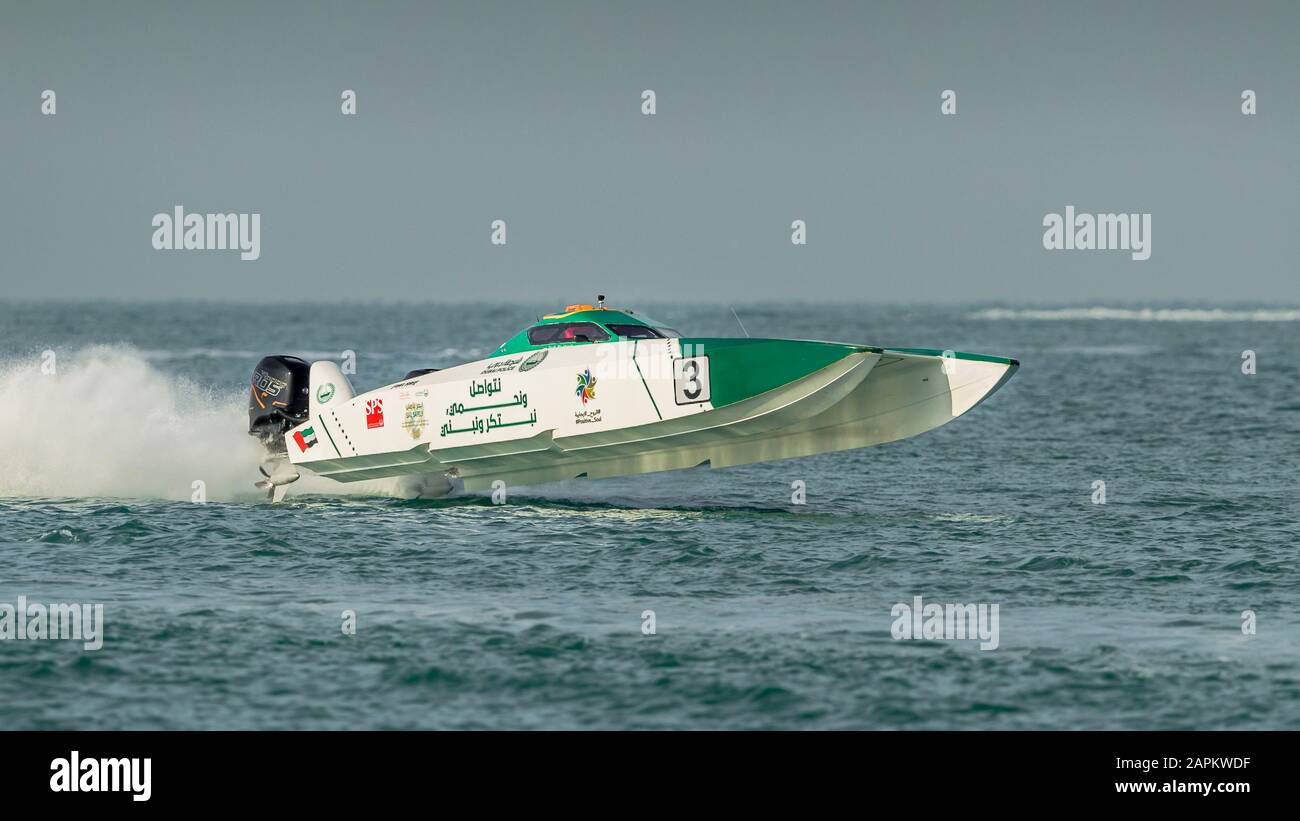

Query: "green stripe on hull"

xmin=677 ymin=338 xmax=869 ymax=408
xmin=632 ymin=339 xmax=662 ymax=420
xmin=318 ymin=415 xmax=343 ymax=457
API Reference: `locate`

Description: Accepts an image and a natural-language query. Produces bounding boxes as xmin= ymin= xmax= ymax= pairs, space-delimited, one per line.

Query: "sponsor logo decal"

xmin=403 ymin=402 xmax=426 ymax=439
xmin=481 ymin=356 xmax=523 ymax=375
xmin=575 ymin=369 xmax=597 ymax=405
xmin=253 ymin=369 xmax=286 ymax=397
xmin=519 ymin=350 xmax=548 ymax=372
xmin=366 ymin=398 xmax=384 ymax=429
xmin=574 ymin=408 xmax=602 ymax=425
xmin=316 ymin=382 xmax=335 ymax=403
xmin=293 ymin=426 xmax=318 ymax=452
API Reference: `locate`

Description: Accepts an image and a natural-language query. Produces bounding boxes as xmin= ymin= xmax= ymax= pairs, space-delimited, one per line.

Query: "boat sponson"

xmin=450 ymin=350 xmax=879 ymax=489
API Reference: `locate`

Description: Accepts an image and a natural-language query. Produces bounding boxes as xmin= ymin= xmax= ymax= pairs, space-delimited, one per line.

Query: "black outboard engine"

xmin=248 ymin=355 xmax=311 ymax=453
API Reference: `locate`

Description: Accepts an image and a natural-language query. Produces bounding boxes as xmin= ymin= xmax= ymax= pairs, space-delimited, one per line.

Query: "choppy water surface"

xmin=1 ymin=302 xmax=1297 ymax=729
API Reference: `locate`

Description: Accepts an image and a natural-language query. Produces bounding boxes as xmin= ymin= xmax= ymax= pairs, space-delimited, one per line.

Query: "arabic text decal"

xmin=439 ymin=379 xmax=537 ymax=437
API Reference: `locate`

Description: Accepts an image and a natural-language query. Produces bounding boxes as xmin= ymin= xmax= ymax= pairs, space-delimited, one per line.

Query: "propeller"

xmin=254 ymin=459 xmax=300 ymax=502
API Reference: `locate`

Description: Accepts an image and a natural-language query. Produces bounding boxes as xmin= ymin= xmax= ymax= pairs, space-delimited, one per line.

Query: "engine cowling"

xmin=248 ymin=355 xmax=311 ymax=451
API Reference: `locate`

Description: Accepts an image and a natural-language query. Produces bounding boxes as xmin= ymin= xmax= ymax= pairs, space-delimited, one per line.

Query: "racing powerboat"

xmin=247 ymin=301 xmax=1018 ymax=500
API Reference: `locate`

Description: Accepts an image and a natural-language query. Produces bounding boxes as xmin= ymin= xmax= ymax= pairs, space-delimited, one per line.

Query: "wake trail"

xmin=0 ymin=346 xmax=402 ymax=502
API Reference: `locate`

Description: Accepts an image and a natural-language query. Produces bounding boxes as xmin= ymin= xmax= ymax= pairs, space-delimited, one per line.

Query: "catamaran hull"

xmin=274 ymin=338 xmax=1018 ymax=494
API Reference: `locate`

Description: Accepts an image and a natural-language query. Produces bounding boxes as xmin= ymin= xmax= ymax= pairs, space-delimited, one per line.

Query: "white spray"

xmin=0 ymin=346 xmax=407 ymax=502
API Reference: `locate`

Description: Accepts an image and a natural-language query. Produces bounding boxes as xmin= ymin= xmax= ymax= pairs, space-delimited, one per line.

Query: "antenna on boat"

xmin=730 ymin=307 xmax=750 ymax=338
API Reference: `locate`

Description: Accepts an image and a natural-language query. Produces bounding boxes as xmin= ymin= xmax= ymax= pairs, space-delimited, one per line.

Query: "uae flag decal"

xmin=293 ymin=426 xmax=318 ymax=452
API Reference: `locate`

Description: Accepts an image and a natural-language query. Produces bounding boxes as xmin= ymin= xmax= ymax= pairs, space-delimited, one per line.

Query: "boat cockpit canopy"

xmin=493 ymin=306 xmax=681 ymax=356
xmin=527 ymin=322 xmax=611 ymax=345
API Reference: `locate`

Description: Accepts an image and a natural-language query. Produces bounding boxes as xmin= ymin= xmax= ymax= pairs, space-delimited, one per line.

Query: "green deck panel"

xmin=678 ymin=338 xmax=870 ymax=408
xmin=487 ymin=308 xmax=1017 ymax=402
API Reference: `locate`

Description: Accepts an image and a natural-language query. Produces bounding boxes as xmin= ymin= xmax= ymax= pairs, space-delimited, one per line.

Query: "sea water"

xmin=0 ymin=301 xmax=1296 ymax=729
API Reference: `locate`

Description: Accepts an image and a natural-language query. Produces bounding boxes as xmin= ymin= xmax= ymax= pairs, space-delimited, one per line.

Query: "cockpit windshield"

xmin=606 ymin=324 xmax=661 ymax=339
xmin=606 ymin=324 xmax=681 ymax=339
xmin=526 ymin=322 xmax=610 ymax=345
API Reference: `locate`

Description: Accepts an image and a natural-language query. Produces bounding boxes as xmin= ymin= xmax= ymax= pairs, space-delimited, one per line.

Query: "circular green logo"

xmin=316 ymin=382 xmax=336 ymax=403
xmin=519 ymin=350 xmax=548 ymax=372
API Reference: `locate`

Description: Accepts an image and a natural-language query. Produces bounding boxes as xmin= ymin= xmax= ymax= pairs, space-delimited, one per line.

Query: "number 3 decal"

xmin=673 ymin=356 xmax=710 ymax=405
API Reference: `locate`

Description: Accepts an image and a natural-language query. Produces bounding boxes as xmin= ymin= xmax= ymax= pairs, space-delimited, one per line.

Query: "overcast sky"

xmin=1 ymin=0 xmax=1296 ymax=304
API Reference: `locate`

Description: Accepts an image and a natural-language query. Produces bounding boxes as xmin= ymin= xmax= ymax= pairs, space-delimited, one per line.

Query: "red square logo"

xmin=366 ymin=398 xmax=384 ymax=429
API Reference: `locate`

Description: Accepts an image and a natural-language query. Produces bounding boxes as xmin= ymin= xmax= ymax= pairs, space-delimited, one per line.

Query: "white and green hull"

xmin=283 ymin=338 xmax=1018 ymax=493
